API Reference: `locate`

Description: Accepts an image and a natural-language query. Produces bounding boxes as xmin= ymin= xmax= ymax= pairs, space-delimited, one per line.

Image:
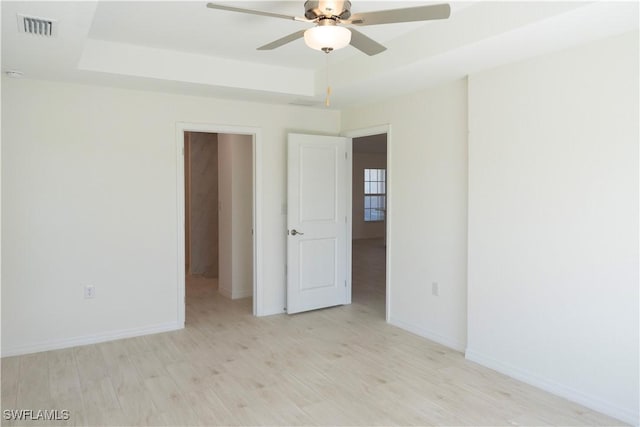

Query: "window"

xmin=364 ymin=168 xmax=386 ymax=222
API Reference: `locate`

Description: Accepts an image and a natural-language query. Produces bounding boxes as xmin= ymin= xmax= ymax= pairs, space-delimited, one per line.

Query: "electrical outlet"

xmin=84 ymin=285 xmax=96 ymax=299
xmin=431 ymin=282 xmax=439 ymax=296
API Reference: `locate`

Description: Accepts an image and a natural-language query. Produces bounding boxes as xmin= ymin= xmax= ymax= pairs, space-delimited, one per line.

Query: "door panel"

xmin=299 ymin=238 xmax=337 ymax=290
xmin=299 ymin=145 xmax=337 ymax=221
xmin=287 ymin=133 xmax=349 ymax=314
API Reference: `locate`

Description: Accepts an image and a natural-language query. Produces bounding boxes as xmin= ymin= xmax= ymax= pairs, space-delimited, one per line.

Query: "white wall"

xmin=466 ymin=31 xmax=639 ymax=425
xmin=218 ymin=133 xmax=253 ymax=299
xmin=1 ymin=78 xmax=340 ymax=356
xmin=352 ymin=149 xmax=387 ymax=240
xmin=231 ymin=135 xmax=253 ymax=299
xmin=342 ymin=79 xmax=469 ymax=351
xmin=218 ymin=137 xmax=233 ymax=298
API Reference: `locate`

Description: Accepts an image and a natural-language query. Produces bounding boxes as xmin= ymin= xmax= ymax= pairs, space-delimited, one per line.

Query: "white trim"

xmin=176 ymin=122 xmax=264 ymax=320
xmin=345 ymin=138 xmax=353 ymax=305
xmin=341 ymin=124 xmax=392 ymax=323
xmin=1 ymin=322 xmax=181 ymax=358
xmin=389 ymin=317 xmax=466 ymax=352
xmin=219 ymin=285 xmax=253 ymax=300
xmin=176 ymin=127 xmax=186 ymax=327
xmin=233 ymin=288 xmax=254 ymax=300
xmin=465 ymin=349 xmax=635 ymax=426
xmin=218 ymin=286 xmax=232 ymax=299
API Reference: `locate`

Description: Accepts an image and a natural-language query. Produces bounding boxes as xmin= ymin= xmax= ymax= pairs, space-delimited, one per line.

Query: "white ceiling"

xmin=2 ymin=1 xmax=638 ymax=109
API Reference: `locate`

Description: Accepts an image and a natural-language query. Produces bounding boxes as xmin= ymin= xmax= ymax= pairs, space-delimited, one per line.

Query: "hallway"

xmin=351 ymin=237 xmax=386 ymax=319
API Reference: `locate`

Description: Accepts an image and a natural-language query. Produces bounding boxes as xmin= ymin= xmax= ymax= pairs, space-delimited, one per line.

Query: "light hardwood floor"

xmin=1 ymin=238 xmax=626 ymax=426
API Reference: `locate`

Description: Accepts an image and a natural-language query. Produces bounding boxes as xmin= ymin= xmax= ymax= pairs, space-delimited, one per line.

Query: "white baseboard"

xmin=1 ymin=321 xmax=182 ymax=358
xmin=218 ymin=286 xmax=252 ymax=300
xmin=231 ymin=288 xmax=253 ymax=300
xmin=465 ymin=349 xmax=637 ymax=426
xmin=218 ymin=286 xmax=233 ymax=299
xmin=388 ymin=317 xmax=465 ymax=352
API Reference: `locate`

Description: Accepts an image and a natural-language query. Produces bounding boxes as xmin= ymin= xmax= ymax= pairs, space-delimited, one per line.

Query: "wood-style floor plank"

xmin=1 ymin=357 xmax=20 ymax=410
xmin=16 ymin=352 xmax=50 ymax=410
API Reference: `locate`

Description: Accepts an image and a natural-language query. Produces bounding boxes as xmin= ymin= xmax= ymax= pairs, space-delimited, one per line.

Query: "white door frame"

xmin=341 ymin=124 xmax=392 ymax=323
xmin=176 ymin=122 xmax=263 ymax=325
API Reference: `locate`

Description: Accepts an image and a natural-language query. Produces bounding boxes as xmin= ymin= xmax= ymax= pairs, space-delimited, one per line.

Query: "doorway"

xmin=176 ymin=123 xmax=263 ymax=325
xmin=184 ymin=132 xmax=254 ymax=320
xmin=351 ymin=133 xmax=388 ymax=319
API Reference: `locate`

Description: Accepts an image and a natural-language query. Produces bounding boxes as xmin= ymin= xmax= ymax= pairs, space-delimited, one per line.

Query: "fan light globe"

xmin=304 ymin=25 xmax=351 ymax=51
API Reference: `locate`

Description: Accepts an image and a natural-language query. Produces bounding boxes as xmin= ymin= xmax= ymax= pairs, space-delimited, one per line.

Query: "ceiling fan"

xmin=206 ymin=1 xmax=451 ymax=56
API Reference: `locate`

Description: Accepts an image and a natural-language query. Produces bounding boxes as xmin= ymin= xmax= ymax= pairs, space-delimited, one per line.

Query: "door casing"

xmin=175 ymin=122 xmax=263 ymax=324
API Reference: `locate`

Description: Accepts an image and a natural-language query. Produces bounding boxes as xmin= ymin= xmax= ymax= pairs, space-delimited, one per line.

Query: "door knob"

xmin=290 ymin=229 xmax=304 ymax=236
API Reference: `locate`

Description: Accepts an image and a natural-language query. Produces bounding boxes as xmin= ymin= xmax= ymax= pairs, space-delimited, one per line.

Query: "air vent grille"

xmin=17 ymin=14 xmax=57 ymax=37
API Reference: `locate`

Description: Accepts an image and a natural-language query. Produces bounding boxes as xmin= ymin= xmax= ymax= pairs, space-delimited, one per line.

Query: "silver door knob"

xmin=290 ymin=229 xmax=304 ymax=236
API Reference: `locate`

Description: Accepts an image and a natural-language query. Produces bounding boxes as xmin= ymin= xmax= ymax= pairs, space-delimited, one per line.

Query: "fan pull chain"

xmin=325 ymin=49 xmax=332 ymax=107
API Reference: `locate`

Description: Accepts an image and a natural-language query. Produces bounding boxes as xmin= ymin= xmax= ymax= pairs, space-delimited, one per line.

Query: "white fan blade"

xmin=258 ymin=30 xmax=306 ymax=50
xmin=349 ymin=28 xmax=386 ymax=56
xmin=350 ymin=3 xmax=450 ymax=26
xmin=206 ymin=3 xmax=311 ymax=23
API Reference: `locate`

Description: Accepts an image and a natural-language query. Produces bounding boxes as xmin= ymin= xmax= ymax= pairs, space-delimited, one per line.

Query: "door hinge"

xmin=345 ymin=152 xmax=348 ymax=160
xmin=344 ymin=280 xmax=347 ymax=287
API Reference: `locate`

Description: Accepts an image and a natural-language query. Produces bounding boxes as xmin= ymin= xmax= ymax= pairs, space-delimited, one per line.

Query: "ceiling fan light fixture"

xmin=304 ymin=25 xmax=351 ymax=52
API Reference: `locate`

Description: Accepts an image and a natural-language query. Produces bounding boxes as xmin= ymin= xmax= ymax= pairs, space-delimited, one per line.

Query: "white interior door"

xmin=287 ymin=133 xmax=349 ymax=314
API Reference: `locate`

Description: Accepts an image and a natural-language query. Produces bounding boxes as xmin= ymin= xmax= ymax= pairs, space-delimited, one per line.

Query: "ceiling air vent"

xmin=17 ymin=14 xmax=57 ymax=37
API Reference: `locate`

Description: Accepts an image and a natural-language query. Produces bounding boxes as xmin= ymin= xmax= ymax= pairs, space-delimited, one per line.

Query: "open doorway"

xmin=351 ymin=133 xmax=388 ymax=319
xmin=183 ymin=130 xmax=254 ymax=323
